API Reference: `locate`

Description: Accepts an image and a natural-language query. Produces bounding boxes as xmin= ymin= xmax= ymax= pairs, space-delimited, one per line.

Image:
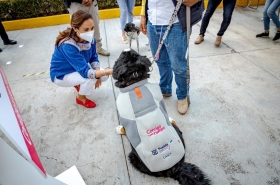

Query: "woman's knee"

xmin=223 ymin=16 xmax=232 ymax=24
xmin=82 ymin=78 xmax=95 ymax=86
xmin=203 ymin=11 xmax=214 ymax=20
xmin=263 ymin=10 xmax=269 ymax=18
xmin=267 ymin=9 xmax=276 ymax=18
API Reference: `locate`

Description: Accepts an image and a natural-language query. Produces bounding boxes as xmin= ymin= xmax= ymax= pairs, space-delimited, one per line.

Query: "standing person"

xmin=64 ymin=0 xmax=110 ymax=56
xmin=256 ymin=0 xmax=280 ymax=41
xmin=194 ymin=0 xmax=236 ymax=46
xmin=50 ymin=10 xmax=113 ymax=108
xmin=140 ymin=0 xmax=200 ymax=115
xmin=0 ymin=19 xmax=17 ymax=52
xmin=117 ymin=0 xmax=136 ymax=43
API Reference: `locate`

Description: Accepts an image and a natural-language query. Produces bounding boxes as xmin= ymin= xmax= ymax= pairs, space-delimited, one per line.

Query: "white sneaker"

xmin=97 ymin=48 xmax=110 ymax=56
xmin=122 ymin=36 xmax=128 ymax=44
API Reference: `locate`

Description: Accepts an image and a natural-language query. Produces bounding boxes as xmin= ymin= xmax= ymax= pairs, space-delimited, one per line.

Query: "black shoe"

xmin=3 ymin=39 xmax=17 ymax=45
xmin=272 ymin=31 xmax=280 ymax=41
xmin=0 ymin=48 xmax=2 ymax=52
xmin=256 ymin=32 xmax=269 ymax=37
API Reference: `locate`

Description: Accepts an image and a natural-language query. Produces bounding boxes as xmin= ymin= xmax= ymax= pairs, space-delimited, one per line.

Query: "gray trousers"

xmin=68 ymin=2 xmax=102 ymax=50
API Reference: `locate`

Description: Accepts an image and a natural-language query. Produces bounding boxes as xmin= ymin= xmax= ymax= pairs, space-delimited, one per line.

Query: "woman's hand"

xmin=177 ymin=0 xmax=200 ymax=7
xmin=95 ymin=79 xmax=102 ymax=89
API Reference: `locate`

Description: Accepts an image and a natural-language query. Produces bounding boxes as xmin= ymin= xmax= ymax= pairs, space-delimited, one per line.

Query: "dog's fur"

xmin=124 ymin=22 xmax=140 ymax=53
xmin=113 ymin=49 xmax=211 ymax=185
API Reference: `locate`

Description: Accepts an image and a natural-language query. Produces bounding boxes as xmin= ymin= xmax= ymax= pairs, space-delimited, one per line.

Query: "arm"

xmin=140 ymin=0 xmax=147 ymax=35
xmin=88 ymin=40 xmax=113 ymax=78
xmin=60 ymin=44 xmax=104 ymax=79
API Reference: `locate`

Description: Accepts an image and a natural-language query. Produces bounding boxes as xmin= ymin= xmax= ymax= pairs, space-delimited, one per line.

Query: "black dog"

xmin=124 ymin=22 xmax=140 ymax=53
xmin=113 ymin=49 xmax=211 ymax=185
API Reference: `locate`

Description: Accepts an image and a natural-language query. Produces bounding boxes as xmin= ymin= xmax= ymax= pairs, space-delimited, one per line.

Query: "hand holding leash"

xmin=177 ymin=0 xmax=201 ymax=7
xmin=82 ymin=0 xmax=92 ymax=7
xmin=140 ymin=16 xmax=148 ymax=35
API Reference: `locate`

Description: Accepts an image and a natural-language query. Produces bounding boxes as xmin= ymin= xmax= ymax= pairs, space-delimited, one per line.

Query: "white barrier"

xmin=0 ymin=67 xmax=85 ymax=185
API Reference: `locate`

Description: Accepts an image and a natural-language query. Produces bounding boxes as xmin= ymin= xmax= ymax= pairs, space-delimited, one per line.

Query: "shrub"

xmin=0 ymin=0 xmax=142 ymax=21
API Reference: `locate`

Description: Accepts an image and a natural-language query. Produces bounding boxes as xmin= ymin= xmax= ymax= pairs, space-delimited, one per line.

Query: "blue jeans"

xmin=200 ymin=0 xmax=236 ymax=36
xmin=117 ymin=0 xmax=136 ymax=30
xmin=263 ymin=0 xmax=280 ymax=30
xmin=147 ymin=21 xmax=189 ymax=100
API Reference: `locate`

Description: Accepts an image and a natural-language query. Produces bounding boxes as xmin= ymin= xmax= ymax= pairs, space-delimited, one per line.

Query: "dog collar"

xmin=119 ymin=79 xmax=148 ymax=93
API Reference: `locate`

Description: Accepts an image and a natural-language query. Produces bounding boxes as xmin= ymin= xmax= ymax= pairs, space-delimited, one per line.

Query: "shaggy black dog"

xmin=113 ymin=49 xmax=211 ymax=185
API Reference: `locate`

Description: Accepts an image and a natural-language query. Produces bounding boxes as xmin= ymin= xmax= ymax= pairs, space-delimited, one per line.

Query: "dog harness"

xmin=116 ymin=79 xmax=185 ymax=172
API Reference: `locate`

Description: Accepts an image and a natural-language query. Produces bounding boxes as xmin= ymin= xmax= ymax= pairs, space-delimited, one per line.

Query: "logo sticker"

xmin=151 ymin=149 xmax=158 ymax=155
xmin=163 ymin=153 xmax=172 ymax=159
xmin=158 ymin=143 xmax=170 ymax=153
xmin=151 ymin=140 xmax=173 ymax=156
xmin=146 ymin=125 xmax=165 ymax=137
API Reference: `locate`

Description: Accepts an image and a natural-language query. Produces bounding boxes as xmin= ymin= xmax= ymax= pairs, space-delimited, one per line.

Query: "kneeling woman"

xmin=50 ymin=10 xmax=113 ymax=108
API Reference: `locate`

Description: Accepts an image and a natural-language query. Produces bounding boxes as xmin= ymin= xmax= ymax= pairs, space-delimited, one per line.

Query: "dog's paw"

xmin=116 ymin=126 xmax=125 ymax=135
xmin=169 ymin=117 xmax=174 ymax=123
xmin=169 ymin=117 xmax=177 ymax=126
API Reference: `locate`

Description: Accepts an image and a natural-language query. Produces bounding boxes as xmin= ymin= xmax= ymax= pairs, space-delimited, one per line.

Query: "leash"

xmin=186 ymin=6 xmax=191 ymax=90
xmin=151 ymin=0 xmax=183 ymax=64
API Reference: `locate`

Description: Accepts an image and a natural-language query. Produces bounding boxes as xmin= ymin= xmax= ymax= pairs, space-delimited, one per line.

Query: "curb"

xmin=3 ymin=0 xmax=264 ymax=31
xmin=3 ymin=6 xmax=141 ymax=31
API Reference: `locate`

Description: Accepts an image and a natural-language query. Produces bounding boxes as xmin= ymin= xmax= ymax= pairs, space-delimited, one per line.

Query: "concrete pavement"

xmin=0 ymin=6 xmax=280 ymax=185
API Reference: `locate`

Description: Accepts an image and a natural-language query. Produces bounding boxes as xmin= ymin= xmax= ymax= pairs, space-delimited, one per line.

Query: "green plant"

xmin=0 ymin=0 xmax=142 ymax=21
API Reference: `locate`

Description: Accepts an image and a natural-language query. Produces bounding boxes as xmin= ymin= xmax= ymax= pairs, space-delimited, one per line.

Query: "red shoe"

xmin=76 ymin=97 xmax=96 ymax=108
xmin=74 ymin=85 xmax=80 ymax=92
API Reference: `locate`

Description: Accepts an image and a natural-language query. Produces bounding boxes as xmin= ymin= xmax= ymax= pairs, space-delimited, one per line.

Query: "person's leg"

xmin=195 ymin=0 xmax=222 ymax=44
xmin=117 ymin=0 xmax=129 ymax=42
xmin=213 ymin=0 xmax=236 ymax=46
xmin=217 ymin=0 xmax=236 ymax=36
xmin=264 ymin=0 xmax=273 ymax=32
xmin=88 ymin=1 xmax=110 ymax=56
xmin=267 ymin=0 xmax=280 ymax=40
xmin=0 ymin=19 xmax=17 ymax=45
xmin=127 ymin=0 xmax=136 ymax=23
xmin=199 ymin=0 xmax=222 ymax=36
xmin=256 ymin=0 xmax=273 ymax=37
xmin=54 ymin=72 xmax=97 ymax=108
xmin=267 ymin=1 xmax=280 ymax=28
xmin=0 ymin=19 xmax=9 ymax=41
xmin=165 ymin=23 xmax=188 ymax=100
xmin=54 ymin=72 xmax=96 ymax=96
xmin=147 ymin=21 xmax=172 ymax=96
xmin=89 ymin=2 xmax=101 ymax=49
xmin=165 ymin=23 xmax=190 ymax=114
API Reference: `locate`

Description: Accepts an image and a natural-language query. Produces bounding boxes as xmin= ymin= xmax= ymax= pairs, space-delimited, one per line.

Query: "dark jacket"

xmin=63 ymin=0 xmax=82 ymax=8
xmin=145 ymin=0 xmax=204 ymax=32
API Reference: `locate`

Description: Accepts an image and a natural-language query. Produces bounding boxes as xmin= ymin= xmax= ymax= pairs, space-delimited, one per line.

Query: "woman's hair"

xmin=55 ymin=10 xmax=93 ymax=46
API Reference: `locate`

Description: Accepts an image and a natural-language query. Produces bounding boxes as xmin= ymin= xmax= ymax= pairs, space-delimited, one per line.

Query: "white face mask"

xmin=78 ymin=30 xmax=94 ymax=43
